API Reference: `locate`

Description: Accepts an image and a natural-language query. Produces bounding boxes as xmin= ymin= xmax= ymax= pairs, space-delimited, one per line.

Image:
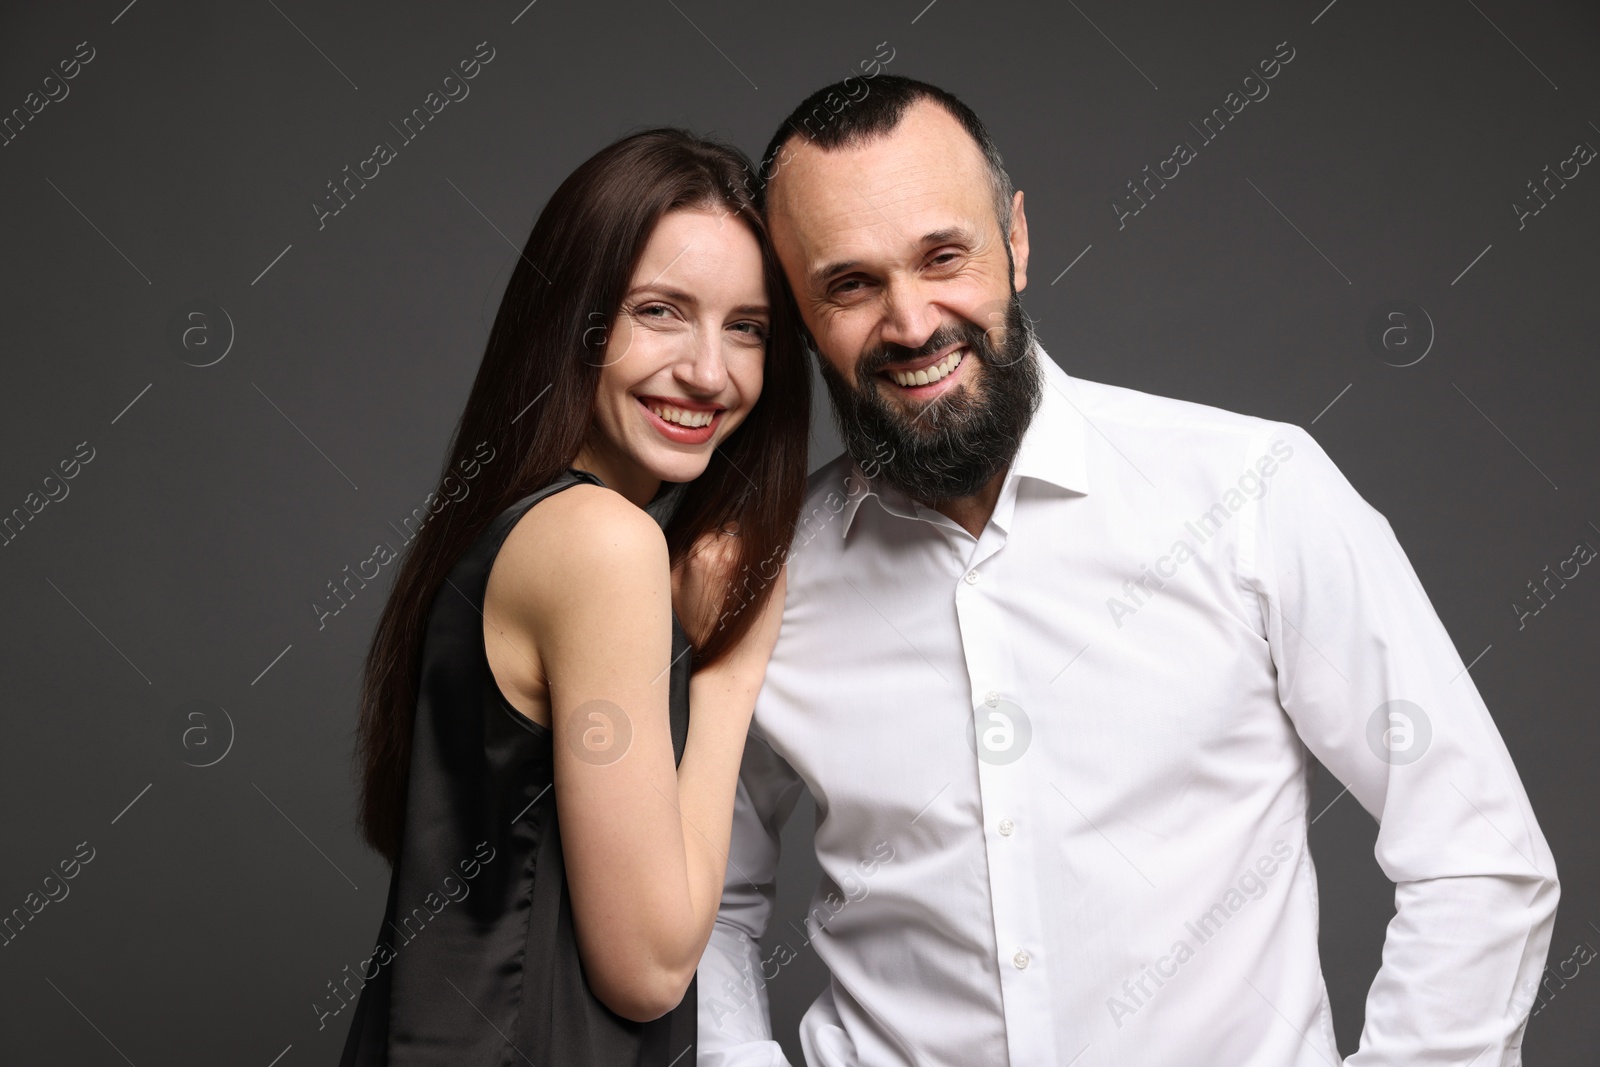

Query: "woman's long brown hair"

xmin=356 ymin=129 xmax=810 ymax=864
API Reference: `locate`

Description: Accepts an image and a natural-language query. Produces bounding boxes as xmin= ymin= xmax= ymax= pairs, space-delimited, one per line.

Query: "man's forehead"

xmin=767 ymin=101 xmax=992 ymax=246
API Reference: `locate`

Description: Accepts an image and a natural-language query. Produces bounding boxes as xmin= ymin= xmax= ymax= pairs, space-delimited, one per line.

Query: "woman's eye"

xmin=637 ymin=303 xmax=671 ymax=318
xmin=730 ymin=321 xmax=767 ymax=337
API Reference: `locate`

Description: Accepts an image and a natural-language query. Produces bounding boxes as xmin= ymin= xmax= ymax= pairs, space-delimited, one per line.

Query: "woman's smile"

xmin=637 ymin=394 xmax=725 ymax=444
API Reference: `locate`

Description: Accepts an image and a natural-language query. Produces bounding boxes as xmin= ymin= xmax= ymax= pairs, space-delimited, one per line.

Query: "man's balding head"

xmin=758 ymin=75 xmax=1014 ymax=234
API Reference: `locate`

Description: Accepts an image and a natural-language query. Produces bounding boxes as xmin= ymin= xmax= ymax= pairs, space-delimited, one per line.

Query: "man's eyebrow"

xmin=922 ymin=226 xmax=980 ymax=248
xmin=810 ymin=259 xmax=861 ymax=290
xmin=809 ymin=227 xmax=981 ymax=290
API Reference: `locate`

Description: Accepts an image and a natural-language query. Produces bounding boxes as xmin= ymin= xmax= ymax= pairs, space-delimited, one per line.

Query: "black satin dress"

xmin=340 ymin=468 xmax=697 ymax=1066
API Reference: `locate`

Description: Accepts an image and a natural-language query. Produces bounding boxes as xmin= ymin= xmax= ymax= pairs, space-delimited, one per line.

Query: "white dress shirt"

xmin=696 ymin=346 xmax=1558 ymax=1067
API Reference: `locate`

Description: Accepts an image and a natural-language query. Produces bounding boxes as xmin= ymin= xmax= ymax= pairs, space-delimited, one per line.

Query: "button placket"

xmin=953 ymin=513 xmax=1059 ymax=1063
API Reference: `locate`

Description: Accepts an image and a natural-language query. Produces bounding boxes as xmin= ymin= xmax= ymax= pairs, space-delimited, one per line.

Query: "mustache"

xmin=856 ymin=320 xmax=991 ymax=382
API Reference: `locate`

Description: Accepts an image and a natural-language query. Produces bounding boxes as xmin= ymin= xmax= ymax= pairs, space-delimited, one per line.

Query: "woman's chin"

xmin=633 ymin=450 xmax=714 ymax=487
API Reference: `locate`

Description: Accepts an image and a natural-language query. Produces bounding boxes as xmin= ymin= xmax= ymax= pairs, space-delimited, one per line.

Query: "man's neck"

xmin=923 ymin=466 xmax=1009 ymax=539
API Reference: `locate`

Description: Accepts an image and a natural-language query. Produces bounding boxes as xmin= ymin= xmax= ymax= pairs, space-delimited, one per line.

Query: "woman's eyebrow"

xmin=628 ymin=284 xmax=698 ymax=305
xmin=629 ymin=286 xmax=767 ymax=317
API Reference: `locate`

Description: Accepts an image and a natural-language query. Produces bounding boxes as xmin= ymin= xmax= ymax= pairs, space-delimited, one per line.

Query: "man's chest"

xmin=756 ymin=511 xmax=1290 ymax=844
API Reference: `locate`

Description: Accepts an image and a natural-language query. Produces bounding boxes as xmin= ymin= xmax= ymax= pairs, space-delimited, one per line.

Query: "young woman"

xmin=338 ymin=129 xmax=809 ymax=1066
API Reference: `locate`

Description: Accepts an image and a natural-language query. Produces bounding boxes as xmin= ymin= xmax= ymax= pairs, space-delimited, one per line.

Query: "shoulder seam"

xmin=1235 ymin=420 xmax=1294 ymax=632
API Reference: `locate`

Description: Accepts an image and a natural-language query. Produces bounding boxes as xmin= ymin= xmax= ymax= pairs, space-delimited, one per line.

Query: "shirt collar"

xmin=838 ymin=342 xmax=1090 ymax=537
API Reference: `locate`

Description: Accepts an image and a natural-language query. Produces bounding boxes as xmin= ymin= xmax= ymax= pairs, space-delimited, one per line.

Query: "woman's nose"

xmin=673 ymin=324 xmax=729 ymax=395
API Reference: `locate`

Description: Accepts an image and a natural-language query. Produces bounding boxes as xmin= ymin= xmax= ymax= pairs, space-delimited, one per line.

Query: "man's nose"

xmin=877 ymin=276 xmax=942 ymax=353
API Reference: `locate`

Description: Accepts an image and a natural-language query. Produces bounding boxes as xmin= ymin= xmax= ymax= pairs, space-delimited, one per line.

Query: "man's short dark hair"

xmin=758 ymin=74 xmax=1015 ymax=232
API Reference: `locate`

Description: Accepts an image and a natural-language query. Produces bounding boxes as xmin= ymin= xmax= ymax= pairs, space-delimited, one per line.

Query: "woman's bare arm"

xmin=485 ymin=485 xmax=781 ymax=1022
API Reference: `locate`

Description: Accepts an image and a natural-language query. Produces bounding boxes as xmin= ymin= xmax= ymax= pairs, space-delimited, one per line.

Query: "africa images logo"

xmin=1365 ymin=699 xmax=1432 ymax=766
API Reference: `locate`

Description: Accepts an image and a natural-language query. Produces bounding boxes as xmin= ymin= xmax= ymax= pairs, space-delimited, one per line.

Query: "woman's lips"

xmin=637 ymin=396 xmax=721 ymax=445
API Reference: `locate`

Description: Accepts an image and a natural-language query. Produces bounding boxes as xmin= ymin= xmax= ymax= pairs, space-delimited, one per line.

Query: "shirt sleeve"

xmin=1245 ymin=421 xmax=1559 ymax=1067
xmin=697 ymin=728 xmax=808 ymax=1067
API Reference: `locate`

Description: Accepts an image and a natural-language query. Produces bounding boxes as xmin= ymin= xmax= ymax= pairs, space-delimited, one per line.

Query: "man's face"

xmin=766 ymin=100 xmax=1041 ymax=502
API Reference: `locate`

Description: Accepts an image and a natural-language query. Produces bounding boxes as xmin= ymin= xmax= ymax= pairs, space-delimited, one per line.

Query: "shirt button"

xmin=964 ymin=569 xmax=980 ymax=585
xmin=1013 ymin=949 xmax=1030 ymax=970
xmin=998 ymin=817 xmax=1015 ymax=836
xmin=985 ymin=691 xmax=999 ymax=707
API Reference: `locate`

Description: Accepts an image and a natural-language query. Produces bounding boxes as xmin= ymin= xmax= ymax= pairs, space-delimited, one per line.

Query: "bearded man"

xmin=697 ymin=75 xmax=1557 ymax=1067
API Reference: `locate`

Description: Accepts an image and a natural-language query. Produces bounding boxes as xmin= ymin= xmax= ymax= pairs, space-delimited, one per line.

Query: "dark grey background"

xmin=1 ymin=0 xmax=1595 ymax=1063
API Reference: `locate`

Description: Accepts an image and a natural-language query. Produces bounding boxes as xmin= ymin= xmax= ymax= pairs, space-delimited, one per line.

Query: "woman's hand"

xmin=710 ymin=557 xmax=786 ymax=680
xmin=674 ymin=525 xmax=786 ymax=694
xmin=672 ymin=525 xmax=742 ymax=648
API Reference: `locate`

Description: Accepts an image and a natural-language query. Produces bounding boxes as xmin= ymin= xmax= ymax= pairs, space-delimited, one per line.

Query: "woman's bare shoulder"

xmin=490 ymin=483 xmax=669 ymax=619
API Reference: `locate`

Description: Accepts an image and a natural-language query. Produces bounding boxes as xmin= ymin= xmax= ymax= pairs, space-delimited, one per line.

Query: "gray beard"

xmin=818 ymin=292 xmax=1043 ymax=504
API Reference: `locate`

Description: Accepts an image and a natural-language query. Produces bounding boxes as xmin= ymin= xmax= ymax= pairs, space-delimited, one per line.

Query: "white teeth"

xmin=648 ymin=402 xmax=715 ymax=428
xmin=890 ymin=348 xmax=964 ymax=388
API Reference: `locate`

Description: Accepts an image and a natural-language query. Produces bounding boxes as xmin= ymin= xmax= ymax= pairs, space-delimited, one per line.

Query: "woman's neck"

xmin=572 ymin=442 xmax=661 ymax=510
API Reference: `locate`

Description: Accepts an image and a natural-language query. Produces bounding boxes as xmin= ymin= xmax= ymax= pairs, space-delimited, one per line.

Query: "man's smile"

xmin=877 ymin=343 xmax=970 ymax=399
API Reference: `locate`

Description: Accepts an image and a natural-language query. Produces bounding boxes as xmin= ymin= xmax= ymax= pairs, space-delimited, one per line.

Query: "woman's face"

xmin=578 ymin=207 xmax=770 ymax=504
